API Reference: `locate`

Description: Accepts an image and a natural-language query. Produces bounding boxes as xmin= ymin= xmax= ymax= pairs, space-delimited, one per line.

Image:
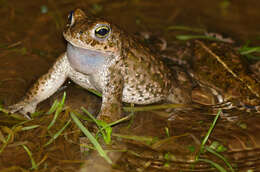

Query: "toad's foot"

xmin=96 ymin=103 xmax=122 ymax=124
xmin=8 ymin=101 xmax=36 ymax=119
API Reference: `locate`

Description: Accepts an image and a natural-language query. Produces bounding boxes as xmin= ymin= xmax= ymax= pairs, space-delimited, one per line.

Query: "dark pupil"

xmin=96 ymin=28 xmax=109 ymax=36
xmin=68 ymin=11 xmax=74 ymax=23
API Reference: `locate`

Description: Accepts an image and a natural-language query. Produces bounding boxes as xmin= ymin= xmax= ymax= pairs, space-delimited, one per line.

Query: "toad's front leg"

xmin=97 ymin=68 xmax=124 ymax=123
xmin=8 ymin=53 xmax=71 ymax=117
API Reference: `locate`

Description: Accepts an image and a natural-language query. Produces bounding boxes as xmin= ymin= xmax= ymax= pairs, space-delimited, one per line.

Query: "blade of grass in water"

xmin=238 ymin=43 xmax=260 ymax=59
xmin=47 ymin=92 xmax=66 ymax=130
xmin=167 ymin=25 xmax=206 ymax=33
xmin=81 ymin=107 xmax=139 ymax=142
xmin=243 ymin=54 xmax=260 ymax=60
xmin=196 ymin=109 xmax=222 ymax=160
xmin=0 ymin=105 xmax=9 ymax=114
xmin=176 ymin=35 xmax=221 ymax=41
xmin=0 ymin=132 xmax=11 ymax=154
xmin=22 ymin=125 xmax=40 ymax=131
xmin=44 ymin=119 xmax=71 ymax=147
xmin=0 ymin=126 xmax=23 ymax=154
xmin=127 ymin=104 xmax=135 ymax=128
xmin=22 ymin=144 xmax=37 ymax=170
xmin=47 ymin=99 xmax=59 ymax=114
xmin=70 ymin=112 xmax=112 ymax=164
xmin=123 ymin=103 xmax=187 ymax=112
xmin=205 ymin=146 xmax=234 ymax=172
xmin=198 ymin=159 xmax=226 ymax=172
xmin=0 ymin=131 xmax=6 ymax=143
xmin=239 ymin=46 xmax=260 ymax=55
xmin=87 ymin=88 xmax=102 ymax=97
xmin=112 ymin=133 xmax=156 ymax=145
xmin=81 ymin=107 xmax=112 ymax=144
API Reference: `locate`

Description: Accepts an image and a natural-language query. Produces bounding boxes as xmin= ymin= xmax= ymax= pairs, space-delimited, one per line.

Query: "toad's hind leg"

xmin=167 ymin=88 xmax=192 ymax=105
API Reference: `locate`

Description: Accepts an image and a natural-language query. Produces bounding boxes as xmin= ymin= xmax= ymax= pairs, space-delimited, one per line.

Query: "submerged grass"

xmin=167 ymin=25 xmax=206 ymax=33
xmin=1 ymin=90 xmax=238 ymax=171
xmin=70 ymin=112 xmax=112 ymax=164
xmin=22 ymin=144 xmax=37 ymax=170
xmin=239 ymin=43 xmax=260 ymax=60
xmin=113 ymin=133 xmax=157 ymax=145
xmin=44 ymin=118 xmax=71 ymax=147
xmin=47 ymin=92 xmax=66 ymax=130
xmin=81 ymin=107 xmax=112 ymax=145
xmin=195 ymin=109 xmax=234 ymax=172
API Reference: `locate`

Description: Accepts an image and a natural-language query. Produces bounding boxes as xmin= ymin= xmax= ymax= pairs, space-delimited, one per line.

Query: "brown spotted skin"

xmin=8 ymin=9 xmax=192 ymax=122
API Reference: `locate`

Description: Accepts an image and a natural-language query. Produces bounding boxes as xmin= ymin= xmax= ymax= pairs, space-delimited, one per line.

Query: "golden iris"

xmin=95 ymin=26 xmax=110 ymax=38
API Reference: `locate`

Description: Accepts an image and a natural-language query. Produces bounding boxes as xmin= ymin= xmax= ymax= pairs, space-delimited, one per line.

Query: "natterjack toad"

xmin=8 ymin=9 xmax=193 ymax=122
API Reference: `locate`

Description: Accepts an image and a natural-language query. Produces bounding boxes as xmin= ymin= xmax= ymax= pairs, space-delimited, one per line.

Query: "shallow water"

xmin=0 ymin=0 xmax=260 ymax=171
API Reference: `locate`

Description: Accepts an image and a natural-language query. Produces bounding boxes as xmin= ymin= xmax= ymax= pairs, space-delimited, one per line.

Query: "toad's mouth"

xmin=63 ymin=32 xmax=94 ymax=50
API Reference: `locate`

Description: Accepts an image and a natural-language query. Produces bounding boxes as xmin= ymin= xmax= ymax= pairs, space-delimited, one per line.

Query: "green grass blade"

xmin=201 ymin=110 xmax=221 ymax=146
xmin=167 ymin=25 xmax=206 ymax=33
xmin=47 ymin=100 xmax=59 ymax=114
xmin=239 ymin=46 xmax=260 ymax=55
xmin=123 ymin=103 xmax=186 ymax=112
xmin=197 ymin=109 xmax=221 ymax=160
xmin=70 ymin=112 xmax=112 ymax=164
xmin=243 ymin=54 xmax=260 ymax=60
xmin=44 ymin=119 xmax=71 ymax=147
xmin=22 ymin=125 xmax=40 ymax=131
xmin=47 ymin=92 xmax=66 ymax=130
xmin=81 ymin=107 xmax=98 ymax=124
xmin=205 ymin=146 xmax=234 ymax=172
xmin=22 ymin=144 xmax=37 ymax=170
xmin=87 ymin=88 xmax=102 ymax=97
xmin=0 ymin=133 xmax=12 ymax=154
xmin=0 ymin=105 xmax=9 ymax=114
xmin=198 ymin=158 xmax=226 ymax=172
xmin=112 ymin=133 xmax=155 ymax=144
xmin=81 ymin=107 xmax=112 ymax=144
xmin=176 ymin=35 xmax=221 ymax=41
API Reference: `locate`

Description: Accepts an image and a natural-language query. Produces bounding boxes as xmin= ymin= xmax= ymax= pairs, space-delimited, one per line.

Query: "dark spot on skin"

xmin=104 ymin=46 xmax=107 ymax=49
xmin=108 ymin=42 xmax=113 ymax=47
xmin=138 ymin=98 xmax=143 ymax=102
xmin=138 ymin=91 xmax=143 ymax=95
xmin=139 ymin=79 xmax=145 ymax=85
xmin=91 ymin=40 xmax=98 ymax=47
xmin=85 ymin=39 xmax=92 ymax=44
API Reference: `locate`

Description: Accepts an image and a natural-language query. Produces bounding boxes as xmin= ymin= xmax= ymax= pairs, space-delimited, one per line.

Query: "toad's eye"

xmin=95 ymin=25 xmax=110 ymax=39
xmin=67 ymin=11 xmax=75 ymax=26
